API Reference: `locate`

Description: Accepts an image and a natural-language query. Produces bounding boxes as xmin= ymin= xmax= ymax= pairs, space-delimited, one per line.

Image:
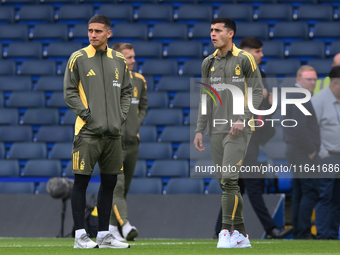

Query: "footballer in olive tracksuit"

xmin=196 ymin=44 xmax=263 ymax=230
xmin=109 ymin=70 xmax=148 ymax=237
xmin=64 ymin=44 xmax=132 ymax=175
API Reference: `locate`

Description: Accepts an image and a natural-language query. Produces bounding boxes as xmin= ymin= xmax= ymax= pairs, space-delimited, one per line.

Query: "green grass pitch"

xmin=0 ymin=238 xmax=339 ymax=255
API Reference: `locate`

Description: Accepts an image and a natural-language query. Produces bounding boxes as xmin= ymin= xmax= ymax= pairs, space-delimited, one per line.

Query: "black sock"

xmin=97 ymin=173 xmax=117 ymax=232
xmin=71 ymin=174 xmax=91 ymax=230
xmin=222 ymin=224 xmax=232 ymax=231
xmin=234 ymin=223 xmax=246 ymax=236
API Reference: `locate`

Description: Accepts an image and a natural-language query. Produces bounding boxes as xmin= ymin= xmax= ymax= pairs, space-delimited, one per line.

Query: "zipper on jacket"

xmin=101 ymin=51 xmax=109 ymax=134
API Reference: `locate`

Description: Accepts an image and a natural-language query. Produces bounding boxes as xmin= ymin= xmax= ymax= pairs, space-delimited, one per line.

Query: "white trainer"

xmin=96 ymin=233 xmax=130 ymax=249
xmin=217 ymin=229 xmax=231 ymax=248
xmin=229 ymin=230 xmax=252 ymax=248
xmin=74 ymin=234 xmax=99 ymax=249
xmin=109 ymin=226 xmax=126 ymax=242
xmin=122 ymin=223 xmax=139 ymax=241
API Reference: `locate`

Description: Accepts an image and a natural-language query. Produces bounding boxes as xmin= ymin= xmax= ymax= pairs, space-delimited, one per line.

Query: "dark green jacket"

xmin=64 ymin=44 xmax=132 ymax=138
xmin=196 ymin=44 xmax=263 ymax=135
xmin=121 ymin=71 xmax=148 ymax=147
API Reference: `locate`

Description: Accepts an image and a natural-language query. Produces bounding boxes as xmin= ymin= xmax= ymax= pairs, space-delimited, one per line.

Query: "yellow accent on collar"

xmin=84 ymin=44 xmax=110 ymax=58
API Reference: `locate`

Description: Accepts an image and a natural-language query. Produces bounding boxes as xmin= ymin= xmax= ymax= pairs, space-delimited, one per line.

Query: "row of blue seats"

xmin=1 ymin=40 xmax=340 ymax=60
xmin=1 ymin=22 xmax=340 ymax=43
xmin=0 ymin=4 xmax=339 ymax=25
xmin=0 ymin=141 xmax=213 ymax=160
xmin=0 ymin=177 xmax=223 ymax=195
xmin=0 ymin=58 xmax=335 ymax=78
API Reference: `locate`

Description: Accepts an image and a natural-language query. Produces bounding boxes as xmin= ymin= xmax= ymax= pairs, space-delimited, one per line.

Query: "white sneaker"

xmin=229 ymin=230 xmax=252 ymax=248
xmin=96 ymin=233 xmax=130 ymax=249
xmin=109 ymin=225 xmax=126 ymax=241
xmin=122 ymin=223 xmax=139 ymax=241
xmin=74 ymin=234 xmax=99 ymax=249
xmin=217 ymin=229 xmax=231 ymax=248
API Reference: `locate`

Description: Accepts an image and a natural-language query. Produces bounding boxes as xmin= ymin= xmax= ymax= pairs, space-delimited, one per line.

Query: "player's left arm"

xmin=137 ymin=78 xmax=148 ymax=127
xmin=120 ymin=64 xmax=132 ymax=121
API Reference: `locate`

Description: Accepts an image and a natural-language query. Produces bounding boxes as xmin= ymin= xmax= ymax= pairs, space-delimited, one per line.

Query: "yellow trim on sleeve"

xmin=242 ymin=51 xmax=257 ymax=72
xmin=114 ymin=205 xmax=124 ymax=226
xmin=74 ymin=80 xmax=88 ymax=135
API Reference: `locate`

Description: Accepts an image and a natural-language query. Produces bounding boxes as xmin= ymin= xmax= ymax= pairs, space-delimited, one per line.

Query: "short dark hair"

xmin=329 ymin=65 xmax=340 ymax=79
xmin=88 ymin=15 xmax=111 ymax=29
xmin=112 ymin=42 xmax=133 ymax=52
xmin=240 ymin=36 xmax=263 ymax=50
xmin=211 ymin=17 xmax=236 ymax=37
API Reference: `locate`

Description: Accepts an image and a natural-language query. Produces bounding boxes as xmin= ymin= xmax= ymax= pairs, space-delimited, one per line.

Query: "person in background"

xmin=312 ymin=65 xmax=340 ymax=240
xmin=284 ymin=65 xmax=320 ymax=239
xmin=109 ymin=42 xmax=148 ymax=241
xmin=64 ymin=15 xmax=132 ymax=249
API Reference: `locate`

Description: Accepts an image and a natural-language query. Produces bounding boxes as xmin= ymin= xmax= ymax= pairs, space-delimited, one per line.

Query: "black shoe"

xmin=266 ymin=226 xmax=294 ymax=239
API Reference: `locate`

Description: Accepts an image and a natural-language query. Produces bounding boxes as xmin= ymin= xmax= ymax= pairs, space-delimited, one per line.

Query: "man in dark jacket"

xmin=284 ymin=65 xmax=320 ymax=239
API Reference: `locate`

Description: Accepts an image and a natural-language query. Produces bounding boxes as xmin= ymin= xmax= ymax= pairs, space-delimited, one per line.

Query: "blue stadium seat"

xmin=0 ymin=109 xmax=19 ymax=125
xmin=175 ymin=142 xmax=211 ymax=160
xmin=142 ymin=59 xmax=178 ymax=76
xmin=4 ymin=41 xmax=43 ymax=59
xmin=207 ymin=178 xmax=221 ymax=194
xmin=7 ymin=142 xmax=47 ymax=159
xmin=136 ymin=4 xmax=173 ymax=23
xmin=181 ymin=59 xmax=202 ymax=76
xmin=61 ymin=108 xmax=77 ymax=125
xmin=329 ymin=41 xmax=340 ymax=57
xmin=48 ymin=92 xmax=69 ymax=108
xmin=144 ymin=75 xmax=154 ymax=91
xmin=0 ymin=143 xmax=4 ymax=159
xmin=138 ymin=142 xmax=172 ymax=159
xmin=254 ymin=4 xmax=293 ymax=23
xmin=44 ymin=42 xmax=83 ymax=58
xmin=312 ymin=22 xmax=340 ymax=42
xmin=38 ymin=0 xmax=78 ymax=3
xmin=0 ymin=6 xmax=15 ymax=24
xmin=49 ymin=142 xmax=73 ymax=159
xmin=30 ymin=24 xmax=69 ymax=42
xmin=64 ymin=160 xmax=73 ymax=177
xmin=19 ymin=60 xmax=57 ymax=76
xmin=87 ymin=182 xmax=100 ymax=194
xmin=128 ymin=178 xmax=163 ymax=194
xmin=0 ymin=77 xmax=31 ymax=91
xmin=276 ymin=0 xmax=317 ymax=3
xmin=69 ymin=23 xmax=88 ymax=42
xmin=0 ymin=182 xmax=35 ymax=194
xmin=149 ymin=160 xmax=189 ymax=177
xmin=216 ymin=4 xmax=253 ymax=22
xmin=116 ymin=0 xmax=157 ymax=4
xmin=112 ymin=23 xmax=148 ymax=41
xmin=287 ymin=41 xmax=325 ymax=59
xmin=0 ymin=91 xmax=3 ymax=107
xmin=147 ymin=92 xmax=169 ymax=108
xmin=264 ymin=59 xmax=301 ymax=77
xmin=264 ymin=141 xmax=286 ymax=160
xmin=262 ymin=41 xmax=285 ymax=59
xmin=151 ymin=23 xmax=188 ymax=41
xmin=0 ymin=60 xmax=16 ymax=75
xmin=133 ymin=160 xmax=147 ymax=177
xmin=144 ymin=109 xmax=183 ymax=125
xmin=234 ymin=22 xmax=269 ymax=40
xmin=1 ymin=0 xmax=38 ymax=4
xmin=16 ymin=5 xmax=55 ymax=24
xmin=55 ymin=5 xmax=93 ymax=24
xmin=0 ymin=24 xmax=28 ymax=42
xmin=97 ymin=4 xmax=133 ymax=23
xmin=7 ymin=91 xmax=45 ymax=108
xmin=159 ymin=126 xmax=190 ymax=142
xmin=131 ymin=41 xmax=163 ymax=59
xmin=156 ymin=76 xmax=191 ymax=92
xmin=165 ymin=178 xmax=205 ymax=194
xmin=35 ymin=76 xmax=63 ymax=91
xmin=271 ymin=22 xmax=309 ymax=41
xmin=175 ymin=4 xmax=213 ymax=23
xmin=36 ymin=182 xmax=48 ymax=194
xmin=58 ymin=59 xmax=68 ymax=75
xmin=191 ymin=159 xmax=216 ymax=178
xmin=0 ymin=160 xmax=20 ymax=177
xmin=139 ymin=125 xmax=158 ymax=142
xmin=187 ymin=108 xmax=198 ymax=125
xmin=307 ymin=59 xmax=333 ymax=77
xmin=190 ymin=22 xmax=210 ymax=41
xmin=22 ymin=159 xmax=62 ymax=177
xmin=0 ymin=126 xmax=32 ymax=142
xmin=166 ymin=41 xmax=203 ymax=59
xmin=295 ymin=4 xmax=334 ymax=23
xmin=35 ymin=126 xmax=74 ymax=142
xmin=170 ymin=92 xmax=190 ymax=108
xmin=21 ymin=108 xmax=59 ymax=125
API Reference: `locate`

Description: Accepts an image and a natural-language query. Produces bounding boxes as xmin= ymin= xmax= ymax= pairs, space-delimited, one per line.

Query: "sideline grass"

xmin=0 ymin=238 xmax=339 ymax=255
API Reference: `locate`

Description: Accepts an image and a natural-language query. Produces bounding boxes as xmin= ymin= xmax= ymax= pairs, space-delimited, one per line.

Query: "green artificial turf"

xmin=0 ymin=238 xmax=339 ymax=255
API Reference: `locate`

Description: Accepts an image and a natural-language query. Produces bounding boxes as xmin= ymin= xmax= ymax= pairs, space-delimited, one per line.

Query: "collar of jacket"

xmin=84 ymin=44 xmax=112 ymax=58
